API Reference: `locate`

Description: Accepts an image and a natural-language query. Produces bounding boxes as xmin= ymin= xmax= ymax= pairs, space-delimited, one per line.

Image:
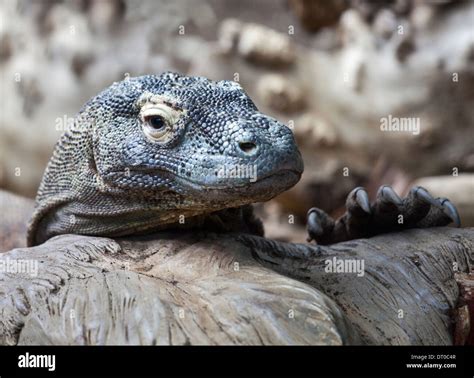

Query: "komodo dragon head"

xmin=28 ymin=72 xmax=303 ymax=246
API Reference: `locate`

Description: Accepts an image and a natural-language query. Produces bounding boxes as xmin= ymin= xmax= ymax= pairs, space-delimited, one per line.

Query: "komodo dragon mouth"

xmin=172 ymin=168 xmax=303 ymax=198
xmin=103 ymin=151 xmax=303 ymax=198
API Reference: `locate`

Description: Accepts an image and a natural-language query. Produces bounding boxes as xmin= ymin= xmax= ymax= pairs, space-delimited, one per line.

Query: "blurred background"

xmin=1 ymin=0 xmax=473 ymax=242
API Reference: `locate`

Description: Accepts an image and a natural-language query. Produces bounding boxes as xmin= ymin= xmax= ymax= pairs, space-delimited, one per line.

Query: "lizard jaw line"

xmin=171 ymin=169 xmax=302 ymax=199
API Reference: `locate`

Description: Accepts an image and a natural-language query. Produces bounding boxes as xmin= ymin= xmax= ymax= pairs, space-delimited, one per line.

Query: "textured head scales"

xmin=28 ymin=72 xmax=303 ymax=245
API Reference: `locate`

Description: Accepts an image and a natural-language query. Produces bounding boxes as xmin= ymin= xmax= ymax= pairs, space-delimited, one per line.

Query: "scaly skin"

xmin=27 ymin=72 xmax=461 ymax=247
xmin=27 ymin=73 xmax=304 ymax=246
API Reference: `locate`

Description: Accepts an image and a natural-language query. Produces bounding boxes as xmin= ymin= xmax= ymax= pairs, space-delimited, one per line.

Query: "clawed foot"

xmin=307 ymin=186 xmax=461 ymax=245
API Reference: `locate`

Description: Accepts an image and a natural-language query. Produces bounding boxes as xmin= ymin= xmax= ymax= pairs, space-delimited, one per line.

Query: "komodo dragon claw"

xmin=307 ymin=185 xmax=461 ymax=245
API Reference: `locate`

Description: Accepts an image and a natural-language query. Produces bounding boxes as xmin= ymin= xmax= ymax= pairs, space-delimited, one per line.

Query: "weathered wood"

xmin=0 ymin=233 xmax=356 ymax=345
xmin=1 ymin=227 xmax=472 ymax=345
xmin=242 ymin=227 xmax=474 ymax=345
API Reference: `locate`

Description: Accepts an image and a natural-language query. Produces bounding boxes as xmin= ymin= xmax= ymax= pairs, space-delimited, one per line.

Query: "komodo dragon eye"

xmin=147 ymin=115 xmax=166 ymax=130
xmin=139 ymin=103 xmax=180 ymax=143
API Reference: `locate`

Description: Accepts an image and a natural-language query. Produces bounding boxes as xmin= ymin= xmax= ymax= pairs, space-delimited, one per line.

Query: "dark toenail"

xmin=380 ymin=186 xmax=402 ymax=206
xmin=439 ymin=198 xmax=461 ymax=227
xmin=355 ymin=189 xmax=371 ymax=213
xmin=414 ymin=187 xmax=440 ymax=208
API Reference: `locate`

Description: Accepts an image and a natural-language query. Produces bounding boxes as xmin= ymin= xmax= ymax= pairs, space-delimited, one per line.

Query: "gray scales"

xmin=27 ymin=73 xmax=302 ymax=246
xmin=2 ymin=72 xmax=471 ymax=345
xmin=27 ymin=72 xmax=460 ymax=246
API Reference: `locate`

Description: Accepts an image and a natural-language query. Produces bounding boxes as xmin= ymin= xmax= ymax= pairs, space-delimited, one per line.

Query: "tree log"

xmin=1 ymin=227 xmax=472 ymax=345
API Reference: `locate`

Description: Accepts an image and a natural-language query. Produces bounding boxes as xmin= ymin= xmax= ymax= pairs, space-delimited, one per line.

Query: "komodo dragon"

xmin=25 ymin=72 xmax=460 ymax=246
xmin=1 ymin=72 xmax=471 ymax=346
